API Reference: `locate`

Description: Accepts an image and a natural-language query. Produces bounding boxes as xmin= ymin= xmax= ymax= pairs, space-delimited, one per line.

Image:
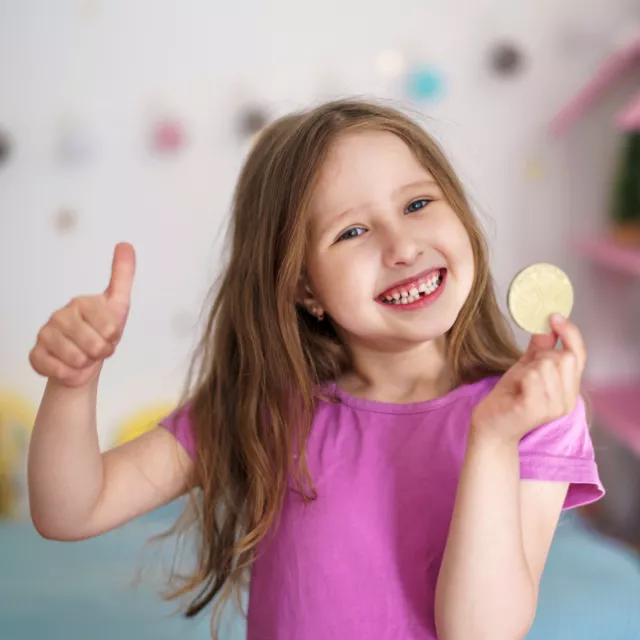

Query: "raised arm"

xmin=27 ymin=243 xmax=195 ymax=541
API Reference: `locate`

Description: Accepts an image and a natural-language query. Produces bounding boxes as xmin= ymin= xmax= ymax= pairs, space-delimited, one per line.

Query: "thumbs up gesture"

xmin=29 ymin=243 xmax=136 ymax=388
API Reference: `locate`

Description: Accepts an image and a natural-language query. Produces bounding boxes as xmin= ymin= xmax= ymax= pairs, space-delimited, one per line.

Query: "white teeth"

xmin=380 ymin=271 xmax=444 ymax=305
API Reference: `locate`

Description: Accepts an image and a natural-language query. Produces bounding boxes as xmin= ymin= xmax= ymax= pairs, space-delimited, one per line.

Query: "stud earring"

xmin=308 ymin=305 xmax=325 ymax=321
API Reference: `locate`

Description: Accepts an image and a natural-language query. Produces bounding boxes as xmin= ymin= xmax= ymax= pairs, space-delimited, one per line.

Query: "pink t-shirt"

xmin=160 ymin=375 xmax=604 ymax=639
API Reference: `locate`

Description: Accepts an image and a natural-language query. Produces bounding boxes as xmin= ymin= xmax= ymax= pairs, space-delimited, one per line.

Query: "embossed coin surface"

xmin=507 ymin=263 xmax=574 ymax=334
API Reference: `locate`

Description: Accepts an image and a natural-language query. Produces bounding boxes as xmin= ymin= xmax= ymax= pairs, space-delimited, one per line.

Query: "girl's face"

xmin=305 ymin=130 xmax=475 ymax=350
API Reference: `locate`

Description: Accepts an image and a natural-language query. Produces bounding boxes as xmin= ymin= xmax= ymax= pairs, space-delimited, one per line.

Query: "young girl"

xmin=27 ymin=99 xmax=604 ymax=640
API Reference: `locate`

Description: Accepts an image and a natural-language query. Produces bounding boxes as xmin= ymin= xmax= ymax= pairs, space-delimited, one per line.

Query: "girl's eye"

xmin=405 ymin=198 xmax=431 ymax=214
xmin=338 ymin=227 xmax=366 ymax=242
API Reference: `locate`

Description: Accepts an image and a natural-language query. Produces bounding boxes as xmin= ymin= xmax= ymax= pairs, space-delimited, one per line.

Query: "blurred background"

xmin=1 ymin=0 xmax=640 ymax=638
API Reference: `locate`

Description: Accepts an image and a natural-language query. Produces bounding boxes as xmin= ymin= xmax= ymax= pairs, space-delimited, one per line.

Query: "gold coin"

xmin=507 ymin=263 xmax=574 ymax=334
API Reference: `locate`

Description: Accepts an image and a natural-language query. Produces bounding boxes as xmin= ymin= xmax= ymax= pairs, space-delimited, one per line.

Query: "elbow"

xmin=32 ymin=522 xmax=89 ymax=542
xmin=30 ymin=513 xmax=65 ymax=541
xmin=31 ymin=515 xmax=60 ymax=541
xmin=30 ymin=510 xmax=88 ymax=543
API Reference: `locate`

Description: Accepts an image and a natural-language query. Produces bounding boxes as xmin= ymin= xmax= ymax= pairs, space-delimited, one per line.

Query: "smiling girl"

xmin=28 ymin=99 xmax=603 ymax=640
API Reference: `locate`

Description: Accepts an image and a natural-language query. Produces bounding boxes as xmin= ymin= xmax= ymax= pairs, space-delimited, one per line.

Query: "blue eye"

xmin=405 ymin=198 xmax=431 ymax=214
xmin=338 ymin=227 xmax=366 ymax=242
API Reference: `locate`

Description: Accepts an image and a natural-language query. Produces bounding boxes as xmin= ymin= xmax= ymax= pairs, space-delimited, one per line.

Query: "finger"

xmin=38 ymin=325 xmax=93 ymax=369
xmin=75 ymin=298 xmax=121 ymax=343
xmin=530 ymin=349 xmax=579 ymax=416
xmin=104 ymin=242 xmax=136 ymax=322
xmin=518 ymin=366 xmax=548 ymax=418
xmin=53 ymin=307 xmax=116 ymax=360
xmin=29 ymin=347 xmax=72 ymax=380
xmin=558 ymin=352 xmax=579 ymax=413
xmin=520 ymin=330 xmax=558 ymax=365
xmin=550 ymin=315 xmax=586 ymax=374
xmin=534 ymin=357 xmax=564 ymax=417
xmin=532 ymin=349 xmax=563 ymax=364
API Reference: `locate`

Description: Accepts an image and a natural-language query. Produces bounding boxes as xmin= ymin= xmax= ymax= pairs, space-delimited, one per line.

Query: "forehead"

xmin=309 ymin=130 xmax=434 ymax=217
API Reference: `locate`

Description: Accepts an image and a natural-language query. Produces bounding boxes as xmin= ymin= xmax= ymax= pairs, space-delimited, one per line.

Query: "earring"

xmin=309 ymin=305 xmax=324 ymax=321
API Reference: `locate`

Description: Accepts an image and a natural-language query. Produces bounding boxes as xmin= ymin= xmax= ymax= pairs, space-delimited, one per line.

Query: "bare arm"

xmin=28 ymin=379 xmax=194 ymax=541
xmin=27 ymin=242 xmax=194 ymax=541
xmin=435 ymin=316 xmax=587 ymax=640
xmin=434 ymin=432 xmax=567 ymax=640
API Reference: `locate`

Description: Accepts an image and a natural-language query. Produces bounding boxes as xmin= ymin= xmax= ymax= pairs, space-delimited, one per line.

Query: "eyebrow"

xmin=317 ymin=178 xmax=440 ymax=239
xmin=395 ymin=178 xmax=439 ymax=195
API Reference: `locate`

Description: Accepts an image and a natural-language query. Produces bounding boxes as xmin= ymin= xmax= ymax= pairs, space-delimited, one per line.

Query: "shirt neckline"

xmin=323 ymin=376 xmax=498 ymax=415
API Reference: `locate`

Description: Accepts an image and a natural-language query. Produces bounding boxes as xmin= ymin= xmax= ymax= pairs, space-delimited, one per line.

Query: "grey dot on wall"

xmin=53 ymin=208 xmax=78 ymax=232
xmin=236 ymin=105 xmax=270 ymax=139
xmin=489 ymin=42 xmax=526 ymax=76
xmin=0 ymin=129 xmax=12 ymax=166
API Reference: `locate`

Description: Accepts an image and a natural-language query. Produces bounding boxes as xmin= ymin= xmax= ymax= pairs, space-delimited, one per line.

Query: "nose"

xmin=381 ymin=225 xmax=423 ymax=268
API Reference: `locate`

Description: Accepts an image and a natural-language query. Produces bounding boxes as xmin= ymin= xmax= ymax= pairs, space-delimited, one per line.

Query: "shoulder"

xmin=158 ymin=403 xmax=197 ymax=460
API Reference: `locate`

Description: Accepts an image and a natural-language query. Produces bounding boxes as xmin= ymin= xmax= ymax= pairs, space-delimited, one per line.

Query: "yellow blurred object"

xmin=524 ymin=158 xmax=544 ymax=181
xmin=0 ymin=391 xmax=35 ymax=519
xmin=113 ymin=404 xmax=175 ymax=447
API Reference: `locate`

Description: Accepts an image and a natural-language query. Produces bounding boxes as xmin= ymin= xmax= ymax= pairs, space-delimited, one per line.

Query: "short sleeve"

xmin=159 ymin=404 xmax=196 ymax=460
xmin=518 ymin=394 xmax=605 ymax=510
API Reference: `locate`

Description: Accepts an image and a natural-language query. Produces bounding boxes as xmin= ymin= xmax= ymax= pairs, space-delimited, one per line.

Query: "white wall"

xmin=1 ymin=0 xmax=638 ymax=447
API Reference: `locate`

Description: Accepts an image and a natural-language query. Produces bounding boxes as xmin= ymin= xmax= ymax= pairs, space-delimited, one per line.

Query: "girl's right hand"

xmin=29 ymin=243 xmax=136 ymax=389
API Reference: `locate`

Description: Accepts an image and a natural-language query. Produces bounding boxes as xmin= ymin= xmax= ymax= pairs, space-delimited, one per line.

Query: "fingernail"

xmin=551 ymin=313 xmax=565 ymax=324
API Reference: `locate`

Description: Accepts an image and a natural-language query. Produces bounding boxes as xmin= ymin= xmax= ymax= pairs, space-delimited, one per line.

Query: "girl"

xmin=27 ymin=99 xmax=604 ymax=640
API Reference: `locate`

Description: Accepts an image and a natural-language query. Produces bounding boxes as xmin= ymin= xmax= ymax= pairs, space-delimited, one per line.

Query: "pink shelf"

xmin=573 ymin=236 xmax=640 ymax=277
xmin=585 ymin=380 xmax=640 ymax=457
xmin=549 ymin=31 xmax=640 ymax=136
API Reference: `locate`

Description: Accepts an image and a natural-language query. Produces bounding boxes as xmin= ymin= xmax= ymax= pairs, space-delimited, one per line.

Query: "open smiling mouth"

xmin=376 ymin=268 xmax=447 ymax=308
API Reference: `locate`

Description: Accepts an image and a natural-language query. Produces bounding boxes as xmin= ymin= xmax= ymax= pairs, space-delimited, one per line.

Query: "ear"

xmin=296 ymin=277 xmax=325 ymax=321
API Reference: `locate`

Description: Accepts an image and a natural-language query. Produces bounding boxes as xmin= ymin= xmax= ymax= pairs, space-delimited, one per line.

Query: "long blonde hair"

xmin=161 ymin=98 xmax=521 ymax=633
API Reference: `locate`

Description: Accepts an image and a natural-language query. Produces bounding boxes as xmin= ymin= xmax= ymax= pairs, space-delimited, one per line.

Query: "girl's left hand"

xmin=471 ymin=314 xmax=586 ymax=445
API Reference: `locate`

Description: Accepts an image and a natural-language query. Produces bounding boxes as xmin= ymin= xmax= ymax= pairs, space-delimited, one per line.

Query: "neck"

xmin=338 ymin=336 xmax=453 ymax=404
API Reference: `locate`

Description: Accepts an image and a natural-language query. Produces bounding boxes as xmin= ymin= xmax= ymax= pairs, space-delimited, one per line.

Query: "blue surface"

xmin=1 ymin=507 xmax=639 ymax=639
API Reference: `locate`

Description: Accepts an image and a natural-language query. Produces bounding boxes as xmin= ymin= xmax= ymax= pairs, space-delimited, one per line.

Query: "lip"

xmin=376 ymin=267 xmax=446 ymax=298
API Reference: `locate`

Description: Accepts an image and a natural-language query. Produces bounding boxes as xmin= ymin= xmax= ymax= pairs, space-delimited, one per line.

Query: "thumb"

xmin=520 ymin=330 xmax=558 ymax=364
xmin=104 ymin=242 xmax=136 ymax=324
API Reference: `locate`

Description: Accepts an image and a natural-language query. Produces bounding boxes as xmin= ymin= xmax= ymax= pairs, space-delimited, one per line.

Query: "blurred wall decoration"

xmin=150 ymin=117 xmax=189 ymax=155
xmin=0 ymin=128 xmax=11 ymax=168
xmin=404 ymin=63 xmax=447 ymax=102
xmin=112 ymin=403 xmax=176 ymax=447
xmin=0 ymin=392 xmax=35 ymax=521
xmin=488 ymin=41 xmax=526 ymax=77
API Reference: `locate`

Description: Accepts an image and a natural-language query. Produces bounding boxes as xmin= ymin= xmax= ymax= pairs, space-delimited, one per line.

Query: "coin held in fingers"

xmin=507 ymin=263 xmax=574 ymax=334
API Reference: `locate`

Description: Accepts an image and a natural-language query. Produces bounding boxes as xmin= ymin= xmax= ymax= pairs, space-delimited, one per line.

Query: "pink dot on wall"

xmin=152 ymin=119 xmax=187 ymax=154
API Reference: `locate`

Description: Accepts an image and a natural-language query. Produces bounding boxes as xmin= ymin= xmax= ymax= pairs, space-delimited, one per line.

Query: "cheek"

xmin=451 ymin=228 xmax=475 ymax=294
xmin=307 ymin=248 xmax=374 ymax=310
xmin=432 ymin=217 xmax=475 ymax=287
